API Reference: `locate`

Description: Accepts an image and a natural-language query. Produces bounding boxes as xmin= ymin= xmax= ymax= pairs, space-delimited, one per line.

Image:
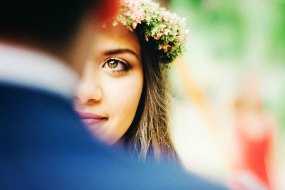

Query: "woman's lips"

xmin=78 ymin=112 xmax=107 ymax=126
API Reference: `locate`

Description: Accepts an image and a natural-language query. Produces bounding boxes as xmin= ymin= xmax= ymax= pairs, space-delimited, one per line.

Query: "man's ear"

xmin=95 ymin=0 xmax=119 ymax=25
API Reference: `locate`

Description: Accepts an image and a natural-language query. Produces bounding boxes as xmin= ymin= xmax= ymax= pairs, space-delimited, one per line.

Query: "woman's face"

xmin=75 ymin=24 xmax=143 ymax=145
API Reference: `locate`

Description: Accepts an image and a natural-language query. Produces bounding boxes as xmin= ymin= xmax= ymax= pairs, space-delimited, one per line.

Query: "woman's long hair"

xmin=123 ymin=24 xmax=178 ymax=161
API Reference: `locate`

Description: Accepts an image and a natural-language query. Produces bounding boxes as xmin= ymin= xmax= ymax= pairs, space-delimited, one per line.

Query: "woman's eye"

xmin=107 ymin=60 xmax=118 ymax=69
xmin=102 ymin=58 xmax=130 ymax=72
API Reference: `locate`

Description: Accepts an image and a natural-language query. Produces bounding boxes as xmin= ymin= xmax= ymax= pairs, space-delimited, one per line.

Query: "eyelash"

xmin=101 ymin=58 xmax=131 ymax=72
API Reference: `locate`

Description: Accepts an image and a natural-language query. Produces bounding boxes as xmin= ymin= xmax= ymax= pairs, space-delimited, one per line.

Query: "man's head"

xmin=0 ymin=0 xmax=118 ymax=73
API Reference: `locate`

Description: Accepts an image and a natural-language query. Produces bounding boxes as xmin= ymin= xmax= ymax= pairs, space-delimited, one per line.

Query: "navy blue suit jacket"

xmin=0 ymin=83 xmax=228 ymax=190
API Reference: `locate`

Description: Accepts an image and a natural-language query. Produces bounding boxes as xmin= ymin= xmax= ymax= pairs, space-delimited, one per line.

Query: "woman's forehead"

xmin=94 ymin=24 xmax=141 ymax=54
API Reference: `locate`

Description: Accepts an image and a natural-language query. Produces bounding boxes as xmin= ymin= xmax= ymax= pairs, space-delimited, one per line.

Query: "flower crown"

xmin=113 ymin=0 xmax=188 ymax=64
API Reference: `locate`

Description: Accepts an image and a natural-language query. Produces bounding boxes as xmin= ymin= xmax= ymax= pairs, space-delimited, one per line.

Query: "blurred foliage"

xmin=170 ymin=0 xmax=245 ymax=61
xmin=170 ymin=0 xmax=285 ymax=65
xmin=269 ymin=0 xmax=285 ymax=63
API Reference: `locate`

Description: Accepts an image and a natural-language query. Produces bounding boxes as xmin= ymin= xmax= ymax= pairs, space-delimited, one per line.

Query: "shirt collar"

xmin=0 ymin=43 xmax=79 ymax=99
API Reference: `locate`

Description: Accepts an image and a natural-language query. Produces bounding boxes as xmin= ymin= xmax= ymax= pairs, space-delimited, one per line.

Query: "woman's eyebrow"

xmin=104 ymin=49 xmax=140 ymax=60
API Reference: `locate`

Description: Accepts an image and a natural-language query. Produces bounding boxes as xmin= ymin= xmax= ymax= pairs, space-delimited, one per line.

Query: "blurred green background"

xmin=160 ymin=0 xmax=285 ymax=188
xmin=170 ymin=0 xmax=285 ymax=127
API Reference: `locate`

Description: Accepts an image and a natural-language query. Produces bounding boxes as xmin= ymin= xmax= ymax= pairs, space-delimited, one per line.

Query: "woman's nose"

xmin=75 ymin=79 xmax=103 ymax=105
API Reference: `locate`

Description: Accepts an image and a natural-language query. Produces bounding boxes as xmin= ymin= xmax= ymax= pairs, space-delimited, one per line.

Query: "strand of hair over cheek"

xmin=128 ymin=65 xmax=177 ymax=161
xmin=145 ymin=71 xmax=173 ymax=160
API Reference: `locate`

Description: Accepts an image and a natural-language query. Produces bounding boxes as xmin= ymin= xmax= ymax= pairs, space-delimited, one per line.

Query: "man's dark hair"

xmin=0 ymin=0 xmax=101 ymax=47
